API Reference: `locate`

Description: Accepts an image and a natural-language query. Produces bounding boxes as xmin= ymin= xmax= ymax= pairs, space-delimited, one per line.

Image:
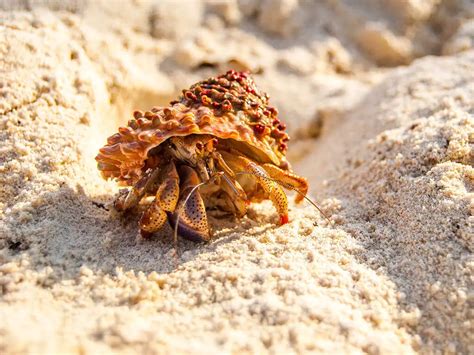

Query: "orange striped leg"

xmin=220 ymin=152 xmax=289 ymax=225
xmin=139 ymin=162 xmax=179 ymax=237
xmin=262 ymin=164 xmax=308 ymax=203
xmin=114 ymin=169 xmax=160 ymax=211
xmin=167 ymin=165 xmax=211 ymax=242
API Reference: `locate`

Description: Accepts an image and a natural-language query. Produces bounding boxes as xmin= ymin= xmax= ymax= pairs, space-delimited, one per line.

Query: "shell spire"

xmin=96 ymin=70 xmax=290 ymax=185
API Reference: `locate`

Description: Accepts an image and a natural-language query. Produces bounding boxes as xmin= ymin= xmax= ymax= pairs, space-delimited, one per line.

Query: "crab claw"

xmin=168 ymin=165 xmax=210 ymax=242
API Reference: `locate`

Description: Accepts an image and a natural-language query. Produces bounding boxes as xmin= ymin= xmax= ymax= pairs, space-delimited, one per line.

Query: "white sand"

xmin=0 ymin=1 xmax=472 ymax=353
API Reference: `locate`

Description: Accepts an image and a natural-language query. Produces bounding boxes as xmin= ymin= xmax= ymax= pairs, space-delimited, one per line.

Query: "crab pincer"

xmin=167 ymin=165 xmax=210 ymax=242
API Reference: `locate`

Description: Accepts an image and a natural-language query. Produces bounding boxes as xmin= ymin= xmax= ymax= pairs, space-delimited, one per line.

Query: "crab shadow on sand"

xmin=4 ymin=184 xmax=278 ymax=279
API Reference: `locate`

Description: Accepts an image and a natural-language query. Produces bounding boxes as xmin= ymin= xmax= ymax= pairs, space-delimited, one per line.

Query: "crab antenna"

xmin=173 ymin=172 xmax=224 ymax=258
xmin=235 ymin=171 xmax=332 ymax=224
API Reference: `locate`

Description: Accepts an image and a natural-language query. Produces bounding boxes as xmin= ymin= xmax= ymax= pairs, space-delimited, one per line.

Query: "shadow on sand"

xmin=2 ymin=184 xmax=277 ymax=278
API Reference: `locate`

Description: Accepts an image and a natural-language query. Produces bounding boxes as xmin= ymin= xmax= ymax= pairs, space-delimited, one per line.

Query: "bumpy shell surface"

xmin=96 ymin=70 xmax=290 ymax=185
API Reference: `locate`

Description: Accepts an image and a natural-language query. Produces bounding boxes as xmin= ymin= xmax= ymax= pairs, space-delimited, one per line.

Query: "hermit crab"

xmin=96 ymin=70 xmax=309 ymax=242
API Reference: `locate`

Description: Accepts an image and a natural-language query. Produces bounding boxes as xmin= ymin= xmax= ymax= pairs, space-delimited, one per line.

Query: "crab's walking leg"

xmin=114 ymin=168 xmax=161 ymax=211
xmin=219 ymin=175 xmax=248 ymax=217
xmin=212 ymin=152 xmax=248 ymax=217
xmin=139 ymin=161 xmax=180 ymax=237
xmin=220 ymin=152 xmax=289 ymax=225
xmin=261 ymin=164 xmax=308 ymax=203
xmin=167 ymin=165 xmax=210 ymax=242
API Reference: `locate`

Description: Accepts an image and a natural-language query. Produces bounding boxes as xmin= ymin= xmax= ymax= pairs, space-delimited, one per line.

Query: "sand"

xmin=0 ymin=1 xmax=473 ymax=354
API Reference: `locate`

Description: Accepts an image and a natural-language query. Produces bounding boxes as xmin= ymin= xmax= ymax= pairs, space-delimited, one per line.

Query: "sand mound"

xmin=0 ymin=1 xmax=472 ymax=354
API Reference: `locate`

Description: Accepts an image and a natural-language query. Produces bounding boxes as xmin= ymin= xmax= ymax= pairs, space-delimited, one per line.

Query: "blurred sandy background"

xmin=0 ymin=0 xmax=473 ymax=353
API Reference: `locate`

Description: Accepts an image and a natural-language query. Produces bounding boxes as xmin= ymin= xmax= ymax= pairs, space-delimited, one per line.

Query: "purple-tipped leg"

xmin=169 ymin=165 xmax=211 ymax=242
xmin=167 ymin=210 xmax=210 ymax=242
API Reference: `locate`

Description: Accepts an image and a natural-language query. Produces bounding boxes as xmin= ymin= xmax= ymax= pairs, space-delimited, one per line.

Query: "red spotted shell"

xmin=96 ymin=70 xmax=290 ymax=185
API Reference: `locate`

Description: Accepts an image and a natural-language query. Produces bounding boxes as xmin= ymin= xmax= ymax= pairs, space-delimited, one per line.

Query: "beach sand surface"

xmin=0 ymin=1 xmax=472 ymax=353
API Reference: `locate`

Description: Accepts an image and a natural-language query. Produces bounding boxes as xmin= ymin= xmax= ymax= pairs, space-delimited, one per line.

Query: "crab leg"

xmin=139 ymin=199 xmax=168 ymax=238
xmin=212 ymin=151 xmax=236 ymax=178
xmin=167 ymin=165 xmax=210 ymax=242
xmin=114 ymin=168 xmax=161 ymax=211
xmin=261 ymin=164 xmax=308 ymax=203
xmin=139 ymin=161 xmax=180 ymax=237
xmin=218 ymin=174 xmax=248 ymax=217
xmin=212 ymin=152 xmax=248 ymax=217
xmin=220 ymin=151 xmax=289 ymax=225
